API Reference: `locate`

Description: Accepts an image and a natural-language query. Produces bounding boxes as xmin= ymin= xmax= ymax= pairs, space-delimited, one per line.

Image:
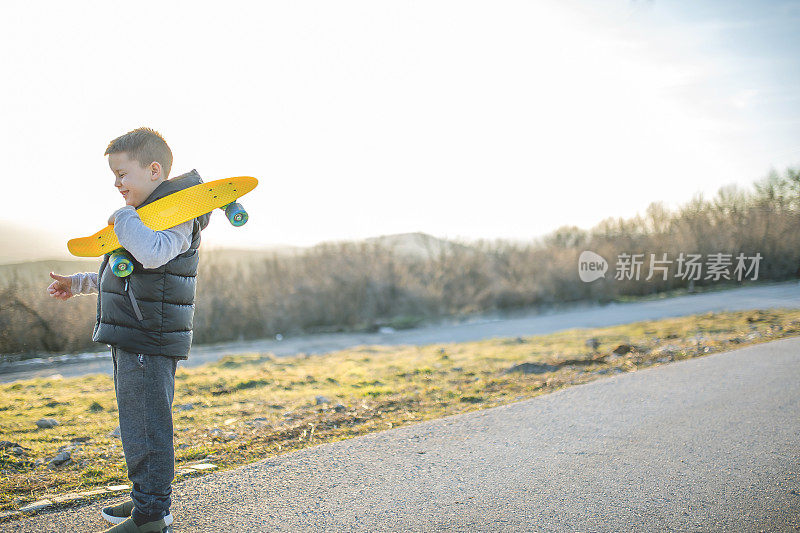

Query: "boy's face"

xmin=108 ymin=152 xmax=165 ymax=208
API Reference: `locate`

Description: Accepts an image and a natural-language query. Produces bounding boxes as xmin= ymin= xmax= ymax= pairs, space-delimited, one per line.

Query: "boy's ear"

xmin=149 ymin=161 xmax=163 ymax=181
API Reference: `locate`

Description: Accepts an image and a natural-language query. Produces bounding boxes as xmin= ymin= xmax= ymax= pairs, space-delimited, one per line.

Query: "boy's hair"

xmin=104 ymin=127 xmax=173 ymax=179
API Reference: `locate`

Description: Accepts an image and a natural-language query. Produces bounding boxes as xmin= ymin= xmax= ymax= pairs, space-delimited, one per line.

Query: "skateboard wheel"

xmin=110 ymin=250 xmax=134 ymax=278
xmin=223 ymin=202 xmax=248 ymax=227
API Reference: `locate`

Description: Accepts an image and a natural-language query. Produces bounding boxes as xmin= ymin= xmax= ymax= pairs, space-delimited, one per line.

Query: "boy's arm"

xmin=111 ymin=206 xmax=194 ymax=269
xmin=69 ymin=272 xmax=99 ymax=295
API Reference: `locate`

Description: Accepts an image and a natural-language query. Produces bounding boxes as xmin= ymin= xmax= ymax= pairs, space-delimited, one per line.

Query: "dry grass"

xmin=1 ymin=308 xmax=799 ymax=512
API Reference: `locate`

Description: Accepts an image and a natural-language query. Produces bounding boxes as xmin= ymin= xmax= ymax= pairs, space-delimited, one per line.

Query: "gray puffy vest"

xmin=92 ymin=169 xmax=211 ymax=359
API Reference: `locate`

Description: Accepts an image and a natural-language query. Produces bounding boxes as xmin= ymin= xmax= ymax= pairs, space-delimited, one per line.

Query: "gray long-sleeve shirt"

xmin=69 ymin=206 xmax=194 ymax=295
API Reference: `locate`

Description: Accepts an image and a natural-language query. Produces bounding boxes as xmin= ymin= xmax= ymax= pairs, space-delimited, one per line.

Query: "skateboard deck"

xmin=67 ymin=176 xmax=258 ymax=257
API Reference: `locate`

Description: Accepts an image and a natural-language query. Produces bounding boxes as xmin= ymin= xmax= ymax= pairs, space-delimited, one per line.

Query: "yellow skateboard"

xmin=68 ymin=176 xmax=258 ymax=272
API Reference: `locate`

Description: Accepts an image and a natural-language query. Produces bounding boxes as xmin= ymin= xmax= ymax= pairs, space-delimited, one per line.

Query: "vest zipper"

xmin=124 ymin=278 xmax=144 ymax=322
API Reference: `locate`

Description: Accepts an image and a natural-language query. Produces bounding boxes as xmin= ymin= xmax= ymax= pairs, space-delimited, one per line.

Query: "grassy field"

xmin=1 ymin=308 xmax=799 ymax=513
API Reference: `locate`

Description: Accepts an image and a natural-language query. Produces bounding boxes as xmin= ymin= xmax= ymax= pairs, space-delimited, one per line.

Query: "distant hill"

xmin=0 ymin=221 xmax=72 ymax=265
xmin=0 ymin=224 xmax=474 ymax=271
xmin=0 ymin=220 xmax=308 ymax=266
xmin=0 ymin=259 xmax=101 ymax=287
xmin=364 ymin=232 xmax=477 ymax=259
xmin=199 ymin=243 xmax=306 ymax=261
xmin=198 ymin=233 xmax=475 ymax=261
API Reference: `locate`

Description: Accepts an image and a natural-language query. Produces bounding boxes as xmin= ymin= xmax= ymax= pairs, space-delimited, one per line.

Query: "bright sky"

xmin=1 ymin=0 xmax=799 ymax=257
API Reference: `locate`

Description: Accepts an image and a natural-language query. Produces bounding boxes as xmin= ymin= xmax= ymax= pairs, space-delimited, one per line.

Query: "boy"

xmin=47 ymin=127 xmax=210 ymax=533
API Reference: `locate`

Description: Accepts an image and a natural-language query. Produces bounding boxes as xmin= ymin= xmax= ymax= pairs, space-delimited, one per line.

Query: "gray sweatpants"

xmin=112 ymin=346 xmax=178 ymax=523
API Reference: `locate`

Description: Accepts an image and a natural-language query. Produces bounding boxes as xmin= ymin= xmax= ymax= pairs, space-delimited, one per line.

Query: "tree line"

xmin=1 ymin=166 xmax=798 ymax=360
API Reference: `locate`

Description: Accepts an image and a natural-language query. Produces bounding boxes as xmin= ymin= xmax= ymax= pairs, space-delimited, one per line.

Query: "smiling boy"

xmin=47 ymin=127 xmax=210 ymax=533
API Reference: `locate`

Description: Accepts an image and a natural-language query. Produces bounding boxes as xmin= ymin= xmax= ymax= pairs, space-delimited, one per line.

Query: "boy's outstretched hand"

xmin=47 ymin=272 xmax=73 ymax=300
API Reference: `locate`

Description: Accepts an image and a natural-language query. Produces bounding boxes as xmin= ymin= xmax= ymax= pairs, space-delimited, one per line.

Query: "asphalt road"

xmin=3 ymin=281 xmax=799 ymax=383
xmin=8 ymin=336 xmax=799 ymax=532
